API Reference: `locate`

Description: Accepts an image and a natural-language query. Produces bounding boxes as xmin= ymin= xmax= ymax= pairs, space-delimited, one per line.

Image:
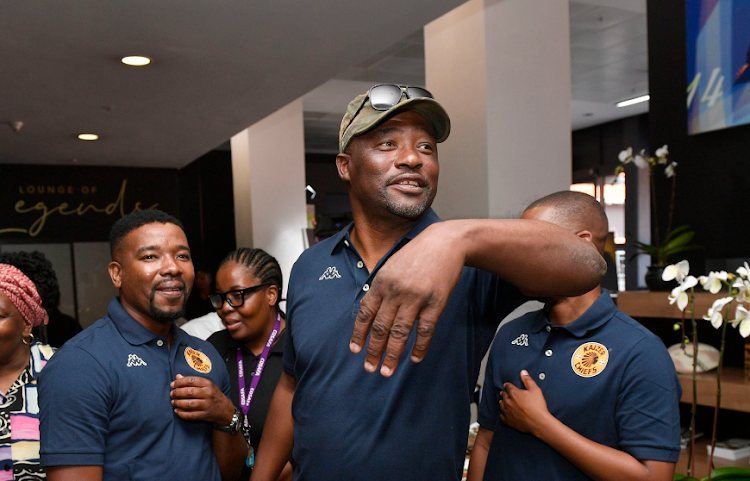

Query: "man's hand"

xmin=170 ymin=374 xmax=235 ymax=425
xmin=499 ymin=370 xmax=554 ymax=436
xmin=349 ymin=222 xmax=465 ymax=377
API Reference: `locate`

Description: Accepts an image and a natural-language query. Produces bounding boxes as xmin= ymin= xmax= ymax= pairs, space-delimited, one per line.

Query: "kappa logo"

xmin=511 ymin=334 xmax=529 ymax=347
xmin=126 ymin=354 xmax=147 ymax=367
xmin=319 ymin=266 xmax=341 ymax=280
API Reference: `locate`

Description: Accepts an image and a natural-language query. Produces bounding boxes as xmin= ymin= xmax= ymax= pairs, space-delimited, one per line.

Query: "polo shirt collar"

xmin=328 ymin=208 xmax=441 ymax=255
xmin=107 ymin=297 xmax=181 ymax=346
xmin=530 ymin=289 xmax=616 ymax=337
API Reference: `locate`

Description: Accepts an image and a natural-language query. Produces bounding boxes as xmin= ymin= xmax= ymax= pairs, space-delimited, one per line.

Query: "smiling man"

xmin=38 ymin=210 xmax=247 ymax=481
xmin=252 ymin=85 xmax=607 ymax=481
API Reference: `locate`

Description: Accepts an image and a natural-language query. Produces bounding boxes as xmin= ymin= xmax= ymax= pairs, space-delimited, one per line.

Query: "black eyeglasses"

xmin=343 ymin=84 xmax=434 ymax=134
xmin=209 ymin=284 xmax=270 ymax=309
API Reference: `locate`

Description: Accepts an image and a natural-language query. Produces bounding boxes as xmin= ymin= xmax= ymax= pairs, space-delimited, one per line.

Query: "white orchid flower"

xmin=737 ymin=262 xmax=750 ymax=279
xmin=734 ymin=277 xmax=750 ymax=303
xmin=698 ymin=271 xmax=728 ymax=294
xmin=665 ymin=161 xmax=677 ymax=178
xmin=618 ymin=147 xmax=633 ymax=163
xmin=634 ymin=151 xmax=650 ymax=169
xmin=668 ymin=275 xmax=698 ymax=311
xmin=663 ymin=260 xmax=690 ymax=283
xmin=655 ymin=144 xmax=669 ymax=164
xmin=732 ymin=305 xmax=750 ymax=338
xmin=703 ymin=296 xmax=734 ymax=329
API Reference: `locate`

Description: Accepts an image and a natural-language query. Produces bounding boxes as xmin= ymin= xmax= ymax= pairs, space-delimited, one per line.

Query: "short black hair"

xmin=0 ymin=250 xmax=60 ymax=309
xmin=524 ymin=190 xmax=609 ymax=254
xmin=109 ymin=209 xmax=185 ymax=257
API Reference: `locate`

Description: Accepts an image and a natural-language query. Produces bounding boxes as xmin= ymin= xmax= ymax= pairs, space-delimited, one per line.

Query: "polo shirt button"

xmin=157 ymin=339 xmax=164 ymax=347
xmin=545 ymin=350 xmax=553 ymax=357
xmin=363 ymin=284 xmax=370 ymax=292
xmin=539 ymin=372 xmax=546 ymax=380
xmin=545 ymin=325 xmax=551 ymax=332
xmin=357 ymin=261 xmax=364 ymax=268
xmin=344 ymin=240 xmax=350 ymax=247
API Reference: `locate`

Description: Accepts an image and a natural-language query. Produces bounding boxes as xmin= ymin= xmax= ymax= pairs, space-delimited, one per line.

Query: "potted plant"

xmin=616 ymin=145 xmax=701 ymax=290
xmin=662 ymin=260 xmax=750 ymax=481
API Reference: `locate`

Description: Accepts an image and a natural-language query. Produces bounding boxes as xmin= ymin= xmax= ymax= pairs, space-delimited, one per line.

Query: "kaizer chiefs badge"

xmin=184 ymin=347 xmax=212 ymax=373
xmin=571 ymin=342 xmax=608 ymax=378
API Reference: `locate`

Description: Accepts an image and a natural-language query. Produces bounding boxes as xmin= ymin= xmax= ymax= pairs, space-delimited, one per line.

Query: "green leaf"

xmin=700 ymin=466 xmax=750 ymax=480
xmin=663 ymin=231 xmax=696 ymax=249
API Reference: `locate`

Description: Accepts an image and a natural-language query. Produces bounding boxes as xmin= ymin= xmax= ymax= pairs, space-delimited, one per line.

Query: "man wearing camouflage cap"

xmin=252 ymin=84 xmax=605 ymax=480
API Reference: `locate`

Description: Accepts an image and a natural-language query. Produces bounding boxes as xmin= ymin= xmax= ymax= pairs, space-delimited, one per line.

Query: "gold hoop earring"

xmin=22 ymin=333 xmax=35 ymax=346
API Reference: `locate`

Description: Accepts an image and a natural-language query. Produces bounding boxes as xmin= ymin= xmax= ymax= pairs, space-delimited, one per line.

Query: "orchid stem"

xmin=688 ymin=289 xmax=698 ymax=477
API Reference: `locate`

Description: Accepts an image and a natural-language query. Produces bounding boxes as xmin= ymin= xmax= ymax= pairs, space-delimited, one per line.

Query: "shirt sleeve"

xmin=615 ymin=335 xmax=682 ymax=462
xmin=477 ymin=339 xmax=503 ymax=431
xmin=38 ymin=346 xmax=112 ymax=466
xmin=282 ymin=264 xmax=299 ymax=377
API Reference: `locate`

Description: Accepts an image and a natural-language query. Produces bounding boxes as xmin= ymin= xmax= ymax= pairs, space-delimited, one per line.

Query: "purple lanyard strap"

xmin=237 ymin=313 xmax=281 ymax=425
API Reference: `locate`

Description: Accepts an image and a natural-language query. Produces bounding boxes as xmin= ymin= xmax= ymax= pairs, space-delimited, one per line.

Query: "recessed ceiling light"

xmin=121 ymin=56 xmax=151 ymax=66
xmin=78 ymin=133 xmax=99 ymax=141
xmin=615 ymin=95 xmax=650 ymax=108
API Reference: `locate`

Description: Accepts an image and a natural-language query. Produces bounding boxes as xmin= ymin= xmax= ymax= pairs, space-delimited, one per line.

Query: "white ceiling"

xmin=1 ymin=0 xmax=649 ymax=168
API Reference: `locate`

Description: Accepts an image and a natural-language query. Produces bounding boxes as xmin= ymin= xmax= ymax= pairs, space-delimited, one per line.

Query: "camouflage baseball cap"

xmin=338 ymin=89 xmax=451 ymax=153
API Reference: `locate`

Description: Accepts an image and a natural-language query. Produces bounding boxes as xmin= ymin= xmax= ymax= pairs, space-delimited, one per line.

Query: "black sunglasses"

xmin=342 ymin=84 xmax=434 ymax=135
xmin=209 ymin=284 xmax=270 ymax=309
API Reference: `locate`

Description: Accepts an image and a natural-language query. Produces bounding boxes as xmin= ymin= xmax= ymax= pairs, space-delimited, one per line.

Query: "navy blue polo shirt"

xmin=39 ymin=297 xmax=230 ymax=481
xmin=478 ymin=290 xmax=682 ymax=481
xmin=284 ymin=209 xmax=526 ymax=481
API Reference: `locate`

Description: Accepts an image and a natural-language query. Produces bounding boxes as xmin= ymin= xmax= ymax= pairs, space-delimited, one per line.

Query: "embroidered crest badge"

xmin=184 ymin=347 xmax=212 ymax=373
xmin=571 ymin=342 xmax=609 ymax=378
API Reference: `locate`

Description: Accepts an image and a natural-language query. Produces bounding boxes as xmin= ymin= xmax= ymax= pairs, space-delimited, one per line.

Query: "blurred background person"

xmin=36 ymin=286 xmax=82 ymax=349
xmin=184 ymin=266 xmax=215 ymax=321
xmin=181 ymin=310 xmax=225 ymax=340
xmin=0 ymin=251 xmax=57 ymax=481
xmin=208 ymin=248 xmax=292 ymax=481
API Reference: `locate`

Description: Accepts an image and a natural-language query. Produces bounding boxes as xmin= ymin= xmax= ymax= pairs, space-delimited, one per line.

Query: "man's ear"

xmin=108 ymin=261 xmax=123 ymax=289
xmin=576 ymin=230 xmax=594 ymax=244
xmin=336 ymin=153 xmax=351 ymax=182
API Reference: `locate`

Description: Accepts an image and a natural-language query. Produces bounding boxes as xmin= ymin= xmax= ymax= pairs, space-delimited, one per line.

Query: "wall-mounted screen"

xmin=687 ymin=0 xmax=750 ymax=134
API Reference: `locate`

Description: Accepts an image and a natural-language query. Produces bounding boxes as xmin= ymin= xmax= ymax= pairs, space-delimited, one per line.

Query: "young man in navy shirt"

xmin=39 ymin=210 xmax=247 ymax=481
xmin=251 ymin=86 xmax=607 ymax=481
xmin=468 ymin=191 xmax=681 ymax=481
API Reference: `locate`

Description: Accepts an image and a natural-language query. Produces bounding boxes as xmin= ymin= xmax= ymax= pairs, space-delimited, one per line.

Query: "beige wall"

xmin=231 ymin=98 xmax=308 ymax=297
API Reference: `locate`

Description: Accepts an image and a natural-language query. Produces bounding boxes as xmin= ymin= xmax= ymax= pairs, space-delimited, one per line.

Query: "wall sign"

xmin=0 ymin=165 xmax=179 ymax=242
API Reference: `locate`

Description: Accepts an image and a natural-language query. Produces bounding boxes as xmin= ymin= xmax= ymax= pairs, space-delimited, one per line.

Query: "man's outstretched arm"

xmin=350 ymin=218 xmax=606 ymax=376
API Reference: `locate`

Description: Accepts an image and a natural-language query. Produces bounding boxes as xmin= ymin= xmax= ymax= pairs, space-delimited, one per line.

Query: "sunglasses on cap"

xmin=209 ymin=283 xmax=270 ymax=309
xmin=342 ymin=84 xmax=434 ymax=135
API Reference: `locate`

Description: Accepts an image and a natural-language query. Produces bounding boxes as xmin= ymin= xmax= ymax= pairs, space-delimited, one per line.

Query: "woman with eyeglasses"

xmin=207 ymin=248 xmax=292 ymax=481
xmin=0 ymin=251 xmax=57 ymax=481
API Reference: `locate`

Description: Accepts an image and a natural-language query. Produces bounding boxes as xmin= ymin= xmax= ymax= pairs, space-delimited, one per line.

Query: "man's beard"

xmin=148 ymin=284 xmax=187 ymax=324
xmin=381 ymin=185 xmax=433 ymax=219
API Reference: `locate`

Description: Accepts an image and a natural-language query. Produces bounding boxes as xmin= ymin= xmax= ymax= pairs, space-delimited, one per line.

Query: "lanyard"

xmin=237 ymin=313 xmax=281 ymax=423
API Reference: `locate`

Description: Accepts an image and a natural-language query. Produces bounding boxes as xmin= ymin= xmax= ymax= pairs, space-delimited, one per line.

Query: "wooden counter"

xmin=617 ymin=291 xmax=722 ymax=320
